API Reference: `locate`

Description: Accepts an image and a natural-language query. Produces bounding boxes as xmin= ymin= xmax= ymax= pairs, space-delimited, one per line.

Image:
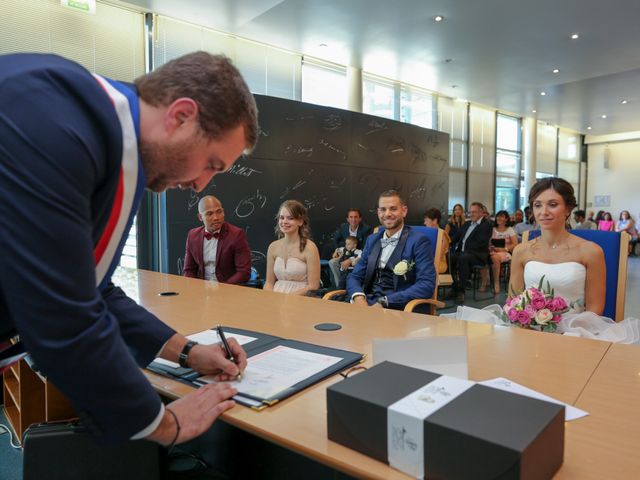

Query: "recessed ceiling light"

xmin=621 ymin=99 xmax=628 ymax=104
xmin=571 ymin=33 xmax=579 ymax=39
xmin=552 ymin=68 xmax=560 ymax=73
xmin=601 ymin=114 xmax=607 ymax=119
xmin=532 ymin=110 xmax=537 ymax=113
xmin=434 ymin=15 xmax=444 ymax=22
xmin=540 ymin=91 xmax=546 ymax=96
xmin=587 ymin=126 xmax=592 ymax=130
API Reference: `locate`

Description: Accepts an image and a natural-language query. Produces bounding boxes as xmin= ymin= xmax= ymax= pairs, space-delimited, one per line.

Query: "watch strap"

xmin=178 ymin=340 xmax=198 ymax=368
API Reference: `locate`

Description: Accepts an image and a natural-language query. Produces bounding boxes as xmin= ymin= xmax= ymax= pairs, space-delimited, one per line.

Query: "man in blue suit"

xmin=347 ymin=190 xmax=436 ymax=310
xmin=328 ymin=208 xmax=372 ymax=287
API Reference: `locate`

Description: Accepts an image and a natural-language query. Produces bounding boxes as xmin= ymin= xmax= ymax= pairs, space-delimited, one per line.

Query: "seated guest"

xmin=513 ymin=208 xmax=524 ymax=226
xmin=423 ymin=208 xmax=451 ymax=274
xmin=445 ymin=203 xmax=466 ymax=240
xmin=574 ymin=209 xmax=596 ymax=230
xmin=488 ymin=210 xmax=518 ymax=295
xmin=450 ymin=202 xmax=493 ymax=304
xmin=514 ymin=206 xmax=537 ymax=241
xmin=328 ymin=209 xmax=372 ymax=288
xmin=183 ymin=195 xmax=251 ymax=284
xmin=264 ymin=200 xmax=320 ymax=295
xmin=598 ymin=212 xmax=615 ymax=231
xmin=331 ymin=236 xmax=362 ymax=289
xmin=347 ymin=190 xmax=436 ymax=310
xmin=616 ymin=210 xmax=638 ymax=256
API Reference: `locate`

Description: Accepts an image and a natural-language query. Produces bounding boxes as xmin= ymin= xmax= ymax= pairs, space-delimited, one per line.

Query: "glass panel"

xmin=497 ymin=114 xmax=520 ymax=151
xmin=496 ymin=150 xmax=520 ymax=175
xmin=495 ymin=187 xmax=517 ymax=214
xmin=302 ymin=62 xmax=347 ymax=109
xmin=448 ymin=169 xmax=466 ymax=212
xmin=363 ymin=78 xmax=395 ymax=119
xmin=400 ymin=87 xmax=434 ymax=128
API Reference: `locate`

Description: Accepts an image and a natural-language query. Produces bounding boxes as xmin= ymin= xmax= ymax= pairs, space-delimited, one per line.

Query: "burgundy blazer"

xmin=183 ymin=223 xmax=251 ymax=284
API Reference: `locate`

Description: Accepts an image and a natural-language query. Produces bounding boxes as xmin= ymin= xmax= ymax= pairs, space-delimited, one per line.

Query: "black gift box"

xmin=327 ymin=362 xmax=564 ymax=479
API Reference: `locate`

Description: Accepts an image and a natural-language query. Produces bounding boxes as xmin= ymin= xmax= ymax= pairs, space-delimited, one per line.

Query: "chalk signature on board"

xmin=235 ymin=189 xmax=267 ymax=218
xmin=318 ymin=139 xmax=346 ymax=159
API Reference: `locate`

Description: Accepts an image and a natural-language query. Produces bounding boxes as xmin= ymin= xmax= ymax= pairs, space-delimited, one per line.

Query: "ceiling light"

xmin=587 ymin=126 xmax=592 ymax=130
xmin=434 ymin=15 xmax=444 ymax=22
xmin=552 ymin=68 xmax=560 ymax=73
xmin=571 ymin=33 xmax=579 ymax=39
xmin=621 ymin=99 xmax=628 ymax=104
xmin=532 ymin=110 xmax=537 ymax=113
xmin=601 ymin=114 xmax=607 ymax=119
xmin=540 ymin=91 xmax=546 ymax=96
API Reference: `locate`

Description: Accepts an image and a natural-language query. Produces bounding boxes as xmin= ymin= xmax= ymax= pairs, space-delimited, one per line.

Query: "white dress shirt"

xmin=203 ymin=232 xmax=220 ymax=281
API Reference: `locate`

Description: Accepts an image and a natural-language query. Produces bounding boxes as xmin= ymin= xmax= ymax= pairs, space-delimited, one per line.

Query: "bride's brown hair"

xmin=528 ymin=177 xmax=577 ymax=214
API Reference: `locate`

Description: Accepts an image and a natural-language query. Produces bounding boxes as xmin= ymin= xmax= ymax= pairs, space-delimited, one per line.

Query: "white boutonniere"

xmin=393 ymin=259 xmax=415 ymax=279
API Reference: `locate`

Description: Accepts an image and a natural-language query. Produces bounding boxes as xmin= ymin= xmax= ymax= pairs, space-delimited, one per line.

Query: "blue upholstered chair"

xmin=241 ymin=266 xmax=264 ymax=289
xmin=322 ymin=226 xmax=444 ymax=314
xmin=522 ymin=230 xmax=629 ymax=320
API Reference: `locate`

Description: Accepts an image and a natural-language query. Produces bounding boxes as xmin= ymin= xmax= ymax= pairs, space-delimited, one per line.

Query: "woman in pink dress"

xmin=264 ymin=200 xmax=320 ymax=295
xmin=598 ymin=212 xmax=615 ymax=231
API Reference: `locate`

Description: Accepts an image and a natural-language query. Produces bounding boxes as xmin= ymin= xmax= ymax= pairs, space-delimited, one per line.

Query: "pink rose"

xmin=549 ymin=297 xmax=568 ymax=312
xmin=507 ymin=308 xmax=518 ymax=321
xmin=531 ymin=296 xmax=546 ymax=310
xmin=552 ymin=314 xmax=562 ymax=323
xmin=516 ymin=310 xmax=532 ymax=325
xmin=528 ymin=288 xmax=544 ymax=301
xmin=524 ymin=305 xmax=536 ymax=318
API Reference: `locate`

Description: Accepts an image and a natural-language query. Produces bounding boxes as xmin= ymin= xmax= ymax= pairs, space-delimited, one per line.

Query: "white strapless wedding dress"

xmin=447 ymin=261 xmax=640 ymax=344
xmin=522 ymin=261 xmax=640 ymax=343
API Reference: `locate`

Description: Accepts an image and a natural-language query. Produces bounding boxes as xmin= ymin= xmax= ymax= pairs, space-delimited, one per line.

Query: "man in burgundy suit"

xmin=183 ymin=195 xmax=251 ymax=284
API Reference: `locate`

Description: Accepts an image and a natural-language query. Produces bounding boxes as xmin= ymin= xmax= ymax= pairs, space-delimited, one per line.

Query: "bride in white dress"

xmin=508 ymin=177 xmax=639 ymax=343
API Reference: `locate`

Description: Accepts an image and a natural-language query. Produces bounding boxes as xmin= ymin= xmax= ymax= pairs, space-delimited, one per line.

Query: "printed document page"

xmin=198 ymin=345 xmax=342 ymax=399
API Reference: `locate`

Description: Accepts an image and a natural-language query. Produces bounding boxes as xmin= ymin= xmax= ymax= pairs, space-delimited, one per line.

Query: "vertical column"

xmin=346 ymin=66 xmax=363 ymax=112
xmin=522 ymin=117 xmax=537 ymax=202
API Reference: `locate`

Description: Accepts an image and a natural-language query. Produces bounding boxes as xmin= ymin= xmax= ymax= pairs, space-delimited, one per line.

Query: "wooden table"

xmin=119 ymin=269 xmax=636 ymax=479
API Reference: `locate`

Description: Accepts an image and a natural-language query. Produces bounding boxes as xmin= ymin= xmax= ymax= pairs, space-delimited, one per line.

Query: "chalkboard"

xmin=165 ymin=94 xmax=449 ymax=278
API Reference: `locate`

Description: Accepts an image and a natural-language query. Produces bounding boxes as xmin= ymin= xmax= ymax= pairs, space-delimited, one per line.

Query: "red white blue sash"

xmin=91 ymin=74 xmax=145 ymax=289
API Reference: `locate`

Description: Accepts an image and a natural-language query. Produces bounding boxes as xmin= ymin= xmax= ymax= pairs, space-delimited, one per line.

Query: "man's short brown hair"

xmin=379 ymin=189 xmax=406 ymax=205
xmin=135 ymin=51 xmax=258 ymax=152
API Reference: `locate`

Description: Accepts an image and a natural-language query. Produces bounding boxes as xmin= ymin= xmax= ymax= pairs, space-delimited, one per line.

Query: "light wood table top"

xmin=122 ymin=269 xmax=626 ymax=479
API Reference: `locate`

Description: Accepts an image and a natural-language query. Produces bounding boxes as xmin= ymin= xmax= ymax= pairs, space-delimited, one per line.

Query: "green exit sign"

xmin=60 ymin=0 xmax=96 ymax=14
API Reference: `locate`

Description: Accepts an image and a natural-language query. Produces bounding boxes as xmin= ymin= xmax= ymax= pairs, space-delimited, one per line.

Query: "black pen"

xmin=216 ymin=325 xmax=242 ymax=380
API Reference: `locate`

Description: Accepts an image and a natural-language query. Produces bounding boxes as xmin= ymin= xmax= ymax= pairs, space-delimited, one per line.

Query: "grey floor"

xmin=1 ymin=257 xmax=639 ymax=479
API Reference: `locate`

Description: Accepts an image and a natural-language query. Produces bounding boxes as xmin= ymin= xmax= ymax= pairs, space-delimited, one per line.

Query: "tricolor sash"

xmin=91 ymin=74 xmax=146 ymax=289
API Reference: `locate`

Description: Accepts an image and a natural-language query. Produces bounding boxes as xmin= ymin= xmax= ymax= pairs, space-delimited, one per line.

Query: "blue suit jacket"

xmin=333 ymin=222 xmax=372 ymax=249
xmin=346 ymin=226 xmax=436 ymax=309
xmin=0 ymin=54 xmax=174 ymax=443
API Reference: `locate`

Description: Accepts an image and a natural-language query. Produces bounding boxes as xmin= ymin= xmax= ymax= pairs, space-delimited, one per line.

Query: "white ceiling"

xmin=121 ymin=0 xmax=640 ymax=136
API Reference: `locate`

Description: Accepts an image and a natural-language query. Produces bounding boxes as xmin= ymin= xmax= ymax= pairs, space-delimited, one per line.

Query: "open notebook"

xmin=147 ymin=326 xmax=364 ymax=410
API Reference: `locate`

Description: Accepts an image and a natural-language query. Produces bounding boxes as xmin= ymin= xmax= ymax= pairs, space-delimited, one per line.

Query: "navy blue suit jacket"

xmin=346 ymin=226 xmax=436 ymax=309
xmin=333 ymin=223 xmax=372 ymax=249
xmin=0 ymin=54 xmax=174 ymax=443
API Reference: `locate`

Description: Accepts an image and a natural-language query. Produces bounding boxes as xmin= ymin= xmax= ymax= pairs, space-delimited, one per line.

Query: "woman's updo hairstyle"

xmin=528 ymin=177 xmax=576 ymax=215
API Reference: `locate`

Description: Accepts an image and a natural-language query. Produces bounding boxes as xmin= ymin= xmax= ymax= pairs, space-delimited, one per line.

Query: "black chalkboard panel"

xmin=164 ymin=95 xmax=449 ymax=279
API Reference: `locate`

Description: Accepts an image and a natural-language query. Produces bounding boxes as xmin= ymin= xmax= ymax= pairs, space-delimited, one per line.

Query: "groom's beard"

xmin=381 ymin=217 xmax=403 ymax=231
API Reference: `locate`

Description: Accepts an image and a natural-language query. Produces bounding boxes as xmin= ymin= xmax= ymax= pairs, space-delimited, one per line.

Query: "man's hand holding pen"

xmin=187 ymin=337 xmax=247 ymax=381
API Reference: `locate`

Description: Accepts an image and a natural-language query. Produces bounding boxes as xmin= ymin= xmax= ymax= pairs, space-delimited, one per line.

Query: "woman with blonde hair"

xmin=264 ymin=200 xmax=320 ymax=295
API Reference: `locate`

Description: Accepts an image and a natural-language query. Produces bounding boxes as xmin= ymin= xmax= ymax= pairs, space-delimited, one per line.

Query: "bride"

xmin=508 ymin=177 xmax=639 ymax=343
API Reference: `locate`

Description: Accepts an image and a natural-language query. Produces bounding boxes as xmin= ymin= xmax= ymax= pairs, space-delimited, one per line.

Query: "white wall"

xmin=587 ymin=140 xmax=640 ymax=222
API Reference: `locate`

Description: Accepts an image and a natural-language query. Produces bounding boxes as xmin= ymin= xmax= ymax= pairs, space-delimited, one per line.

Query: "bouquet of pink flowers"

xmin=502 ymin=276 xmax=569 ymax=333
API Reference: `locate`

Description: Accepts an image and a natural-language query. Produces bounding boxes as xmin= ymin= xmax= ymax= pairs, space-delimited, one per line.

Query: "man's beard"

xmin=139 ymin=138 xmax=193 ymax=192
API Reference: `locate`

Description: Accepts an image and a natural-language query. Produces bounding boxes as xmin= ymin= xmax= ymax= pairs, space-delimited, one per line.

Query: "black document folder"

xmin=491 ymin=237 xmax=506 ymax=248
xmin=147 ymin=326 xmax=364 ymax=410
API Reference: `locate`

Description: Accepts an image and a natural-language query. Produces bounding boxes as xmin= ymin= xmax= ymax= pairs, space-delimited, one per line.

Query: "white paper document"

xmin=372 ymin=336 xmax=468 ymax=379
xmin=198 ymin=345 xmax=342 ymax=400
xmin=153 ymin=330 xmax=257 ymax=368
xmin=479 ymin=377 xmax=588 ymax=421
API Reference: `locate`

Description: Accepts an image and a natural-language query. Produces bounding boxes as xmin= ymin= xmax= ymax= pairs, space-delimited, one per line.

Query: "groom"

xmin=347 ymin=190 xmax=436 ymax=310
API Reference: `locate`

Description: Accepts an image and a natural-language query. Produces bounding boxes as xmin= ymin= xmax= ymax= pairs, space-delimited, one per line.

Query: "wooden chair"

xmin=522 ymin=230 xmax=629 ymax=321
xmin=322 ymin=226 xmax=445 ymax=315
